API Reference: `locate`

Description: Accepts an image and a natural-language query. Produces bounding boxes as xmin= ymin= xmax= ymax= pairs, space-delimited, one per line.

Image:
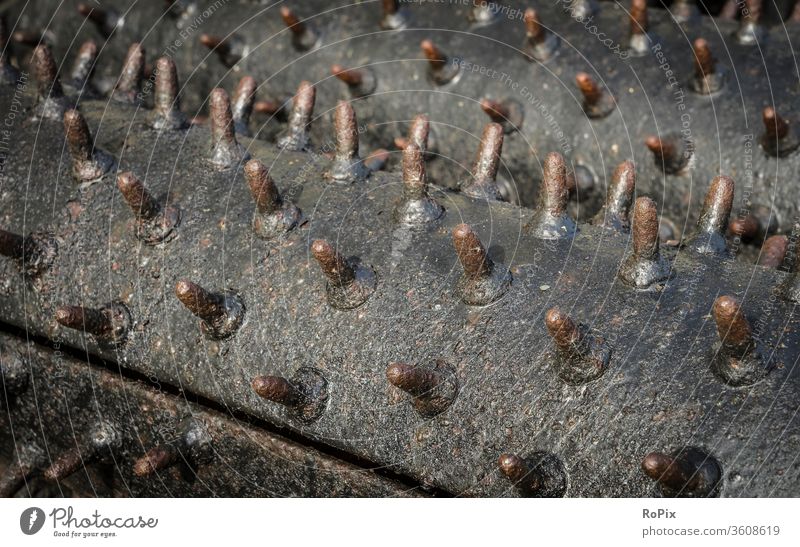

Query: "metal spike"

xmin=527 ymin=152 xmax=577 ymax=240
xmin=209 ymin=87 xmax=249 ymax=169
xmin=244 ymin=159 xmax=302 ymax=239
xmin=394 ymin=143 xmax=443 ymax=224
xmin=280 ymin=6 xmax=319 ymax=51
xmin=175 ymin=280 xmax=245 ymax=339
xmin=395 ymin=114 xmax=433 ymax=157
xmin=641 ymin=448 xmax=721 ymax=497
xmin=117 ymin=172 xmax=180 ymax=244
xmin=331 ymin=64 xmax=377 ymax=97
xmin=421 ymin=39 xmax=460 ymax=85
xmin=252 ymin=368 xmax=328 ymax=422
xmin=545 ymin=308 xmax=610 ymax=384
xmin=711 ymin=296 xmax=764 ymax=386
xmin=381 ymin=0 xmax=408 ymax=29
xmin=67 ymin=40 xmax=98 ymax=95
xmin=686 ymin=176 xmax=734 ymax=256
xmin=523 ymin=8 xmax=558 ymax=62
xmin=133 ymin=419 xmax=211 ymax=477
xmin=479 ymin=97 xmax=523 ymax=133
xmin=628 ymin=0 xmax=651 ymax=56
xmin=311 ymin=239 xmax=376 ymax=309
xmin=31 ymin=44 xmax=68 ymax=121
xmin=149 ymin=56 xmax=187 ymax=131
xmin=645 ymin=134 xmax=690 ymax=175
xmin=386 ymin=361 xmax=457 ymax=417
xmin=452 ymin=224 xmax=511 ymax=306
xmin=737 ymin=0 xmax=765 ymax=45
xmin=761 ymin=107 xmax=798 ymax=156
xmin=232 ymin=76 xmax=256 ymax=136
xmin=199 ymin=33 xmax=245 ymax=67
xmin=63 ymin=109 xmax=113 ymax=182
xmin=575 ymin=72 xmax=614 ymax=118
xmin=133 ymin=446 xmax=180 ymax=477
xmin=54 ymin=302 xmax=131 ymax=345
xmin=619 ymin=197 xmax=671 ymax=289
xmin=690 ymin=38 xmax=723 ymax=94
xmin=670 ymin=0 xmax=699 ymax=23
xmin=0 ymin=15 xmax=20 ymax=84
xmin=43 ymin=422 xmax=119 ymax=481
xmin=364 ymin=148 xmax=390 ymax=172
xmin=112 ymin=42 xmax=144 ymax=104
xmin=277 ymin=81 xmax=315 ymax=151
xmin=77 ymin=3 xmax=119 ymax=36
xmin=592 ymin=160 xmax=635 ymax=232
xmin=759 ymin=235 xmax=788 ymax=268
xmin=461 ymin=123 xmax=504 ymax=201
xmin=728 ymin=205 xmax=777 ymax=244
xmin=328 ymin=100 xmax=370 ymax=183
xmin=498 ymin=452 xmax=566 ymax=497
xmin=0 ymin=228 xmax=57 ymax=278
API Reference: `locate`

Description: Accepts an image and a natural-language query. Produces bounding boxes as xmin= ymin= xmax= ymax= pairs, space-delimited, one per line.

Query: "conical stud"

xmin=43 ymin=422 xmax=120 ymax=481
xmin=628 ymin=0 xmax=651 ymax=56
xmin=31 ymin=44 xmax=69 ymax=121
xmin=545 ymin=308 xmax=610 ymax=384
xmin=252 ymin=367 xmax=329 ymax=422
xmin=310 ymin=239 xmax=376 ymax=310
xmin=231 ymin=76 xmax=256 ymax=137
xmin=592 ymin=160 xmax=636 ymax=232
xmin=461 ymin=123 xmax=505 ymax=201
xmin=575 ymin=72 xmax=614 ymax=118
xmin=117 ymin=172 xmax=180 ymax=244
xmin=523 ymin=8 xmax=558 ymax=62
xmin=527 ymin=152 xmax=577 ymax=240
xmin=386 ymin=361 xmax=457 ymax=417
xmin=686 ymin=175 xmax=734 ymax=256
xmin=736 ymin=0 xmax=765 ymax=45
xmin=327 ymin=100 xmax=370 ymax=183
xmin=280 ymin=6 xmax=319 ymax=51
xmin=421 ymin=39 xmax=460 ymax=85
xmin=133 ymin=419 xmax=211 ymax=477
xmin=277 ymin=81 xmax=315 ymax=151
xmin=690 ymin=38 xmax=723 ymax=95
xmin=149 ymin=57 xmax=187 ymax=130
xmin=64 ymin=109 xmax=114 ymax=182
xmin=619 ymin=197 xmax=671 ymax=289
xmin=645 ymin=134 xmax=691 ymax=175
xmin=642 ymin=448 xmax=722 ymax=497
xmin=711 ymin=296 xmax=764 ymax=386
xmin=760 ymin=107 xmax=798 ymax=157
xmin=381 ymin=0 xmax=409 ymax=30
xmin=54 ymin=302 xmax=131 ymax=346
xmin=244 ymin=159 xmax=302 ymax=239
xmin=174 ymin=280 xmax=245 ymax=339
xmin=452 ymin=223 xmax=511 ymax=305
xmin=498 ymin=452 xmax=567 ymax=497
xmin=331 ymin=64 xmax=377 ymax=97
xmin=112 ymin=42 xmax=144 ymax=104
xmin=209 ymin=87 xmax=249 ymax=169
xmin=479 ymin=97 xmax=523 ymax=133
xmin=394 ymin=143 xmax=443 ymax=225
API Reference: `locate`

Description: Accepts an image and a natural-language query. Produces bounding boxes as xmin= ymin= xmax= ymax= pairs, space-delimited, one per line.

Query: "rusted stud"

xmin=209 ymin=87 xmax=249 ymax=169
xmin=0 ymin=228 xmax=57 ymax=278
xmin=592 ymin=160 xmax=635 ymax=232
xmin=690 ymin=38 xmax=723 ymax=95
xmin=43 ymin=422 xmax=120 ymax=481
xmin=277 ymin=81 xmax=315 ymax=151
xmin=645 ymin=134 xmax=691 ymax=175
xmin=686 ymin=175 xmax=734 ymax=256
xmin=479 ymin=97 xmax=523 ymax=133
xmin=117 ymin=172 xmax=180 ymax=244
xmin=395 ymin=114 xmax=433 ymax=157
xmin=175 ymin=280 xmax=245 ymax=340
xmin=244 ymin=159 xmax=302 ymax=239
xmin=77 ymin=3 xmax=119 ymax=36
xmin=331 ymin=64 xmax=377 ymax=97
xmin=328 ymin=100 xmax=370 ymax=183
xmin=523 ymin=8 xmax=558 ymax=62
xmin=619 ymin=197 xmax=671 ymax=289
xmin=364 ymin=148 xmax=390 ymax=172
xmin=760 ymin=107 xmax=798 ymax=157
xmin=758 ymin=235 xmax=788 ymax=268
xmin=452 ymin=223 xmax=511 ymax=306
xmin=0 ymin=16 xmax=20 ymax=84
xmin=67 ymin=40 xmax=98 ymax=96
xmin=421 ymin=39 xmax=460 ymax=85
xmin=386 ymin=361 xmax=457 ymax=417
xmin=498 ymin=452 xmax=567 ymax=497
xmin=736 ymin=0 xmax=765 ymax=45
xmin=381 ymin=0 xmax=409 ymax=29
xmin=642 ymin=448 xmax=722 ymax=497
xmin=569 ymin=0 xmax=597 ymax=18
xmin=461 ymin=123 xmax=505 ymax=201
xmin=252 ymin=368 xmax=329 ymax=422
xmin=575 ymin=72 xmax=614 ymax=119
xmin=671 ymin=0 xmax=699 ymax=22
xmin=527 ymin=152 xmax=577 ymax=240
xmin=310 ymin=239 xmax=376 ymax=310
xmin=728 ymin=204 xmax=778 ymax=244
xmin=628 ymin=0 xmax=651 ymax=56
xmin=31 ymin=44 xmax=69 ymax=121
xmin=112 ymin=42 xmax=144 ymax=104
xmin=133 ymin=419 xmax=211 ymax=477
xmin=469 ymin=3 xmax=498 ymax=25
xmin=231 ymin=75 xmax=256 ymax=137
xmin=63 ymin=109 xmax=113 ymax=182
xmin=11 ymin=29 xmax=44 ymax=47
xmin=55 ymin=302 xmax=131 ymax=346
xmin=149 ymin=57 xmax=187 ymax=131
xmin=280 ymin=6 xmax=319 ymax=51
xmin=711 ymin=296 xmax=764 ymax=386
xmin=199 ymin=33 xmax=246 ymax=67
xmin=545 ymin=308 xmax=610 ymax=384
xmin=394 ymin=143 xmax=444 ymax=225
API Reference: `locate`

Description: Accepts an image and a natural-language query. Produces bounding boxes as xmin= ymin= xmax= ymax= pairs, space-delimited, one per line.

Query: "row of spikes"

xmin=0 ymin=350 xmax=723 ymax=498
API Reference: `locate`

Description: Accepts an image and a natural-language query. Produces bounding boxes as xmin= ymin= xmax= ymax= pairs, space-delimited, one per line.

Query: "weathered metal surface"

xmin=0 ymin=68 xmax=798 ymax=496
xmin=0 ymin=331 xmax=424 ymax=497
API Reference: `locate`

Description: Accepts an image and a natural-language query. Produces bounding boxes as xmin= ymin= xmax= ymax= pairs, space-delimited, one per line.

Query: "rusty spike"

xmin=575 ymin=72 xmax=613 ymax=118
xmin=761 ymin=107 xmax=797 ymax=156
xmin=278 ymin=81 xmax=315 ymax=151
xmin=311 ymin=240 xmax=355 ymax=287
xmin=522 ymin=8 xmax=558 ymax=62
xmin=628 ymin=0 xmax=650 ymax=55
xmin=479 ymin=97 xmax=522 ymax=132
xmin=545 ymin=308 xmax=580 ymax=349
xmin=364 ymin=148 xmax=390 ymax=172
xmin=43 ymin=423 xmax=118 ymax=481
xmin=244 ymin=159 xmax=281 ymax=215
xmin=396 ymin=142 xmax=442 ymax=224
xmin=400 ymin=114 xmax=431 ymax=154
xmin=713 ymin=296 xmax=753 ymax=355
xmin=462 ymin=123 xmax=504 ymax=201
xmin=280 ymin=6 xmax=318 ymax=50
xmin=149 ymin=56 xmax=186 ymax=130
xmin=759 ymin=235 xmax=788 ymax=268
xmin=645 ymin=135 xmax=689 ymax=174
xmin=329 ymin=100 xmax=369 ymax=183
xmin=421 ymin=39 xmax=459 ymax=85
xmin=386 ymin=363 xmax=441 ymax=398
xmin=175 ymin=280 xmax=230 ymax=325
xmin=737 ymin=0 xmax=764 ymax=45
xmin=642 ymin=452 xmax=701 ymax=494
xmin=528 ymin=152 xmax=576 ymax=239
xmin=594 ymin=160 xmax=635 ymax=231
xmin=381 ymin=0 xmax=408 ymax=29
xmin=133 ymin=446 xmax=180 ymax=477
xmin=112 ymin=42 xmax=144 ymax=103
xmin=210 ymin=87 xmax=249 ymax=169
xmin=31 ymin=44 xmax=68 ymax=120
xmin=632 ymin=197 xmax=660 ymax=260
xmin=54 ymin=304 xmax=126 ymax=342
xmin=688 ymin=176 xmax=734 ymax=255
xmin=453 ymin=224 xmax=491 ymax=280
xmin=252 ymin=375 xmax=303 ymax=407
xmin=64 ymin=109 xmax=112 ymax=182
xmin=116 ymin=172 xmax=160 ymax=221
xmin=331 ymin=64 xmax=376 ymax=97
xmin=524 ymin=8 xmax=545 ymax=44
xmin=68 ymin=40 xmax=98 ymax=92
xmin=693 ymin=38 xmax=715 ymax=79
xmin=729 ymin=215 xmax=759 ymax=242
xmin=200 ymin=33 xmax=226 ymax=52
xmin=232 ymin=76 xmax=256 ymax=136
xmin=545 ymin=307 xmax=609 ymax=384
